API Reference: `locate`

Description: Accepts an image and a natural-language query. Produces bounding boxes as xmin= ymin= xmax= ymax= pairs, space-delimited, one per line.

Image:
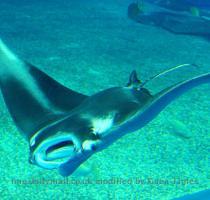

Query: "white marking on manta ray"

xmin=92 ymin=114 xmax=115 ymax=135
xmin=0 ymin=40 xmax=60 ymax=112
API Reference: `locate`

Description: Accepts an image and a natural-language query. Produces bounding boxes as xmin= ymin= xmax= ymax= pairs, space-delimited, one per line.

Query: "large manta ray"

xmin=0 ymin=39 xmax=209 ymax=177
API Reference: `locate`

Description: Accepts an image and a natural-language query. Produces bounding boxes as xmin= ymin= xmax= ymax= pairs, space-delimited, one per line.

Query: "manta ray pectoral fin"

xmin=0 ymin=39 xmax=88 ymax=138
xmin=27 ymin=63 xmax=88 ymax=112
xmin=173 ymin=189 xmax=210 ymax=200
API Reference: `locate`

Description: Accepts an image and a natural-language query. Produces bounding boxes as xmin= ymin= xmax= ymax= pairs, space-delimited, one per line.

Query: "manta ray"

xmin=0 ymin=39 xmax=209 ymax=177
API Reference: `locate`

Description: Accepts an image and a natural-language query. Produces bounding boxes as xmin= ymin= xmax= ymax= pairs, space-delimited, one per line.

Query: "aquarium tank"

xmin=0 ymin=0 xmax=209 ymax=199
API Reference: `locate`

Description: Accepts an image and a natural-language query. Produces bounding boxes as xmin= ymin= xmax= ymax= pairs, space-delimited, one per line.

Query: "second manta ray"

xmin=0 ymin=39 xmax=209 ymax=177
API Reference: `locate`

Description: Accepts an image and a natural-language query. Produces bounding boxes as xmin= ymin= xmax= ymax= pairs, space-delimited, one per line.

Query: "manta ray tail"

xmin=141 ymin=73 xmax=210 ymax=127
xmin=0 ymin=39 xmax=87 ymax=139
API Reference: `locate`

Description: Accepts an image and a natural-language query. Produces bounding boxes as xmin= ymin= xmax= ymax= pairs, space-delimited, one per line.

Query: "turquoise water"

xmin=0 ymin=0 xmax=209 ymax=199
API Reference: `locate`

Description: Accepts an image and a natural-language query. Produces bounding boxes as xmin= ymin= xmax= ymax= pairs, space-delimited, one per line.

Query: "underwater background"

xmin=0 ymin=0 xmax=209 ymax=199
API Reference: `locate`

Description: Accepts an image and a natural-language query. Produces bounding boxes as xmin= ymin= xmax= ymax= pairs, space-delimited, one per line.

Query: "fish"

xmin=0 ymin=39 xmax=209 ymax=176
xmin=184 ymin=0 xmax=210 ymax=10
xmin=128 ymin=2 xmax=210 ymax=38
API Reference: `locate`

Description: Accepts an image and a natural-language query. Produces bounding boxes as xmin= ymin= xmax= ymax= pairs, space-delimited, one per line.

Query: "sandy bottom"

xmin=0 ymin=0 xmax=209 ymax=199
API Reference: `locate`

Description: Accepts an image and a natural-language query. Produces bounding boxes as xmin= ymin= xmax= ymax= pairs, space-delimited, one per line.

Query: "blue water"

xmin=0 ymin=0 xmax=209 ymax=199
xmin=147 ymin=0 xmax=210 ymax=10
xmin=185 ymin=0 xmax=210 ymax=9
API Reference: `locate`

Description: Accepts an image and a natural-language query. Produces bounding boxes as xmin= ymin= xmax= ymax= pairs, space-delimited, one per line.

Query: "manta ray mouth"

xmin=31 ymin=134 xmax=79 ymax=170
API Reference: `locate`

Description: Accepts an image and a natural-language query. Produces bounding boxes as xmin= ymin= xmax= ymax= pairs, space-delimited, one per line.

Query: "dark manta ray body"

xmin=0 ymin=40 xmax=209 ymax=176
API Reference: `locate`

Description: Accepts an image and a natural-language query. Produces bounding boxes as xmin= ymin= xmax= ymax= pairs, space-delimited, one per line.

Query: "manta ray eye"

xmin=82 ymin=140 xmax=95 ymax=151
xmin=82 ymin=139 xmax=101 ymax=151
